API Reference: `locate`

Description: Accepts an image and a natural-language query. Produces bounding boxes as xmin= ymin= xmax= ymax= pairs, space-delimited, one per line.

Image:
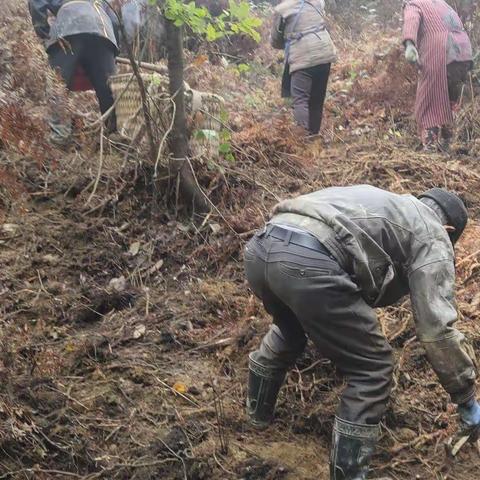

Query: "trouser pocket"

xmin=278 ymin=261 xmax=333 ymax=279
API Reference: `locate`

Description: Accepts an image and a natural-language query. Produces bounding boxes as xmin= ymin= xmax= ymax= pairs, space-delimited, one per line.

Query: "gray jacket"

xmin=271 ymin=0 xmax=337 ymax=73
xmin=29 ymin=0 xmax=119 ymax=52
xmin=271 ymin=185 xmax=476 ymax=404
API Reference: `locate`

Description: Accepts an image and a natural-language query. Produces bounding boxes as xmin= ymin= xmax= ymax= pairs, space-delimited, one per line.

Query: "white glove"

xmin=405 ymin=41 xmax=419 ymax=64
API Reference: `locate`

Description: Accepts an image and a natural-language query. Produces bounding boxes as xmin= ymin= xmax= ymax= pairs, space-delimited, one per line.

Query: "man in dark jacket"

xmin=244 ymin=185 xmax=479 ymax=479
xmin=29 ymin=0 xmax=120 ymax=137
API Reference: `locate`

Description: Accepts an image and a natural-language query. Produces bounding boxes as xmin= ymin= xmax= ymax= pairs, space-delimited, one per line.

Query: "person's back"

xmin=29 ymin=0 xmax=118 ymax=51
xmin=274 ymin=184 xmax=448 ymax=254
xmin=274 ymin=0 xmax=336 ymax=73
xmin=271 ymin=185 xmax=453 ymax=306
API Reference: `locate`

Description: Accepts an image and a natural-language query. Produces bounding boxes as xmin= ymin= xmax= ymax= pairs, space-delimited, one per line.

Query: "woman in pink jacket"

xmin=402 ymin=0 xmax=473 ymax=150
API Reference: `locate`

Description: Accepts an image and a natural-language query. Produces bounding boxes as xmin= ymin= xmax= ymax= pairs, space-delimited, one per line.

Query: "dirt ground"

xmin=1 ymin=4 xmax=480 ymax=480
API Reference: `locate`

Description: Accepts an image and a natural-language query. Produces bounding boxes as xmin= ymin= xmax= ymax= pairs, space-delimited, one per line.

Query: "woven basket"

xmin=110 ymin=73 xmax=224 ymax=160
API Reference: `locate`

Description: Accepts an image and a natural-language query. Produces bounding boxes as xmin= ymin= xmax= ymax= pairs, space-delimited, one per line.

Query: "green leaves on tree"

xmin=149 ymin=0 xmax=262 ymax=43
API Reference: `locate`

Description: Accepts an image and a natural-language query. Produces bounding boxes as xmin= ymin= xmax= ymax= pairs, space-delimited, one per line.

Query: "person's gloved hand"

xmin=458 ymin=399 xmax=480 ymax=427
xmin=404 ymin=40 xmax=419 ymax=64
xmin=457 ymin=399 xmax=480 ymax=444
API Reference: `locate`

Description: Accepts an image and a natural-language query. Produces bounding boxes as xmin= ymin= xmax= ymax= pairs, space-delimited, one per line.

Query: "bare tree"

xmin=165 ymin=19 xmax=209 ymax=213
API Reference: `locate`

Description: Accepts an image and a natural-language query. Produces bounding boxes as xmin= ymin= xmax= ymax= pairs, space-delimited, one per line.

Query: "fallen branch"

xmin=116 ymin=56 xmax=168 ymax=75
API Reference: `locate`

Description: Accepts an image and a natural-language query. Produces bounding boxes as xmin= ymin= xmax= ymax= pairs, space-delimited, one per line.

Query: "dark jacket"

xmin=28 ymin=0 xmax=119 ymax=53
xmin=271 ymin=185 xmax=477 ymax=404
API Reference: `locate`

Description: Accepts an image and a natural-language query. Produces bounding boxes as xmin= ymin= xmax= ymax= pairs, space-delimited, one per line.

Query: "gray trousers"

xmin=291 ymin=63 xmax=331 ymax=135
xmin=244 ymin=229 xmax=394 ymax=425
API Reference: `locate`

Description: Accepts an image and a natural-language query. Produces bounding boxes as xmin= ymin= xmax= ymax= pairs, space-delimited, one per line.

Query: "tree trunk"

xmin=165 ymin=19 xmax=209 ymax=215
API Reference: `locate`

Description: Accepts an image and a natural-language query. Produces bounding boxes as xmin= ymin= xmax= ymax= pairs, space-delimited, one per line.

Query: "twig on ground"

xmin=86 ymin=124 xmax=104 ymax=205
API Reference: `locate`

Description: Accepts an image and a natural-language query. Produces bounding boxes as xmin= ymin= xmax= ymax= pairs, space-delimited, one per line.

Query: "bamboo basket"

xmin=109 ymin=73 xmax=225 ymax=160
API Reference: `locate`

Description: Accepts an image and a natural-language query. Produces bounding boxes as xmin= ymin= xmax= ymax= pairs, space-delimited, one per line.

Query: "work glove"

xmin=404 ymin=40 xmax=419 ymax=64
xmin=457 ymin=399 xmax=480 ymax=440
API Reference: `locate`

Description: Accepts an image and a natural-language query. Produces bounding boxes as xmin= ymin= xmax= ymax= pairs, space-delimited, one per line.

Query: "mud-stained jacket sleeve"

xmin=402 ymin=2 xmax=421 ymax=46
xmin=409 ymin=257 xmax=477 ymax=405
xmin=271 ymin=12 xmax=286 ymax=50
xmin=29 ymin=0 xmax=54 ymax=39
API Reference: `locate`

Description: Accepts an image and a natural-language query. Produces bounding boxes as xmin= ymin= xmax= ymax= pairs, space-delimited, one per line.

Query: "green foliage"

xmin=149 ymin=0 xmax=262 ymax=42
xmin=149 ymin=73 xmax=164 ymax=86
xmin=162 ymin=0 xmax=210 ymax=31
xmin=219 ymin=129 xmax=235 ymax=162
xmin=193 ymin=127 xmax=235 ymax=163
xmin=234 ymin=63 xmax=251 ymax=76
xmin=227 ymin=0 xmax=262 ymax=42
xmin=195 ymin=129 xmax=219 ymax=141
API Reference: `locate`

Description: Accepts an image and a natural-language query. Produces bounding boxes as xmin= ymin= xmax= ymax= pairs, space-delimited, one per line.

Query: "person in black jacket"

xmin=29 ymin=0 xmax=120 ymax=139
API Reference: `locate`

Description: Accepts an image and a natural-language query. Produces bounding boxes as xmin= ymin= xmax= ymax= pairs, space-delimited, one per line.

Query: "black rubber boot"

xmin=440 ymin=126 xmax=453 ymax=151
xmin=423 ymin=127 xmax=440 ymax=152
xmin=330 ymin=417 xmax=380 ymax=480
xmin=246 ymin=352 xmax=286 ymax=429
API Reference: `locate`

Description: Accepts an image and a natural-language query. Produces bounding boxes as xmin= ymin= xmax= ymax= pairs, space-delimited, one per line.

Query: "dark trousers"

xmin=290 ymin=64 xmax=331 ymax=135
xmin=244 ymin=228 xmax=393 ymax=425
xmin=447 ymin=60 xmax=471 ymax=103
xmin=48 ymin=34 xmax=117 ymax=132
